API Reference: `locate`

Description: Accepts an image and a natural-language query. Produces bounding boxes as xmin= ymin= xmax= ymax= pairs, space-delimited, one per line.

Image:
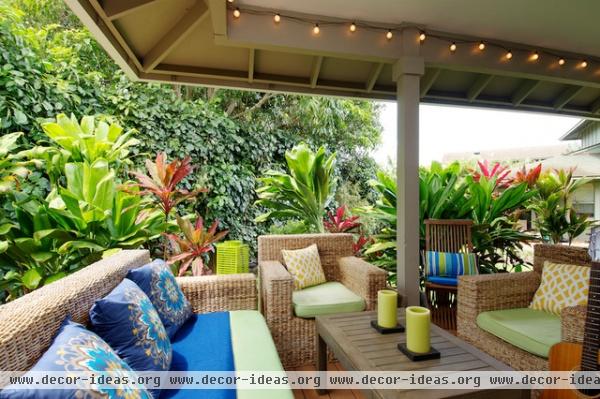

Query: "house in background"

xmin=559 ymin=121 xmax=600 ymax=221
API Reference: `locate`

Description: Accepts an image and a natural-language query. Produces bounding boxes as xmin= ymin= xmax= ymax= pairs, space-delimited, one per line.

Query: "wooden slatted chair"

xmin=424 ymin=219 xmax=474 ymax=332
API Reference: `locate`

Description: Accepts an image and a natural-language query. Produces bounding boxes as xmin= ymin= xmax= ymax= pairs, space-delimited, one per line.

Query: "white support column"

xmin=393 ymin=29 xmax=424 ymax=306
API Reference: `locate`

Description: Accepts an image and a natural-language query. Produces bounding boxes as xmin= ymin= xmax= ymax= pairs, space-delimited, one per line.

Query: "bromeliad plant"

xmin=165 ymin=215 xmax=229 ymax=276
xmin=255 ymin=143 xmax=336 ymax=233
xmin=472 ymin=160 xmax=512 ymax=189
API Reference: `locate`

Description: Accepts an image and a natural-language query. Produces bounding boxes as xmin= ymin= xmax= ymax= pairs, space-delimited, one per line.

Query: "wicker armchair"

xmin=258 ymin=233 xmax=387 ymax=368
xmin=0 ymin=250 xmax=257 ymax=372
xmin=457 ymin=244 xmax=589 ymax=371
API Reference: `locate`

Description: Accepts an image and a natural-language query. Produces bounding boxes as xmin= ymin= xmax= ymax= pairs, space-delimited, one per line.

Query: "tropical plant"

xmin=352 ymin=235 xmax=372 ymax=257
xmin=472 ymin=160 xmax=511 ymax=188
xmin=323 ymin=206 xmax=360 ymax=233
xmin=255 ymin=143 xmax=336 ymax=233
xmin=529 ymin=169 xmax=595 ymax=244
xmin=129 ymin=153 xmax=207 ymax=220
xmin=165 ymin=214 xmax=228 ymax=276
xmin=513 ymin=164 xmax=542 ymax=188
xmin=0 ymin=132 xmax=33 ymax=193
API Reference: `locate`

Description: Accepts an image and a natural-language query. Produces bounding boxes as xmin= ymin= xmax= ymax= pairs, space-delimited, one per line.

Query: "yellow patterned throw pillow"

xmin=530 ymin=261 xmax=590 ymax=315
xmin=281 ymin=244 xmax=326 ymax=290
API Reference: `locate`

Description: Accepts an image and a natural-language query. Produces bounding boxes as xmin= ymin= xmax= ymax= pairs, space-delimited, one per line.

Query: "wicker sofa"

xmin=0 ymin=249 xmax=290 ymax=398
xmin=258 ymin=233 xmax=388 ymax=368
xmin=457 ymin=244 xmax=588 ymax=371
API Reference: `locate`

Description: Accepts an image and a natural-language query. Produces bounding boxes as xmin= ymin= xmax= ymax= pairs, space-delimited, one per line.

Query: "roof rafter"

xmin=553 ymin=86 xmax=585 ymax=110
xmin=142 ymin=0 xmax=209 ymax=72
xmin=467 ymin=74 xmax=494 ymax=102
xmin=102 ymin=0 xmax=160 ymax=20
xmin=511 ymin=79 xmax=541 ymax=106
xmin=248 ymin=49 xmax=255 ymax=83
xmin=366 ymin=63 xmax=385 ymax=93
xmin=420 ymin=68 xmax=441 ymax=98
xmin=592 ymin=96 xmax=600 ymax=114
xmin=309 ymin=56 xmax=324 ymax=88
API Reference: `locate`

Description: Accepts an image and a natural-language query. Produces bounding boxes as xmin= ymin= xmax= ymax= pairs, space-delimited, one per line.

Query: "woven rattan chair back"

xmin=257 ymin=234 xmax=354 ymax=282
xmin=424 ymin=219 xmax=473 ymax=254
xmin=533 ymin=244 xmax=590 ymax=274
xmin=0 ymin=250 xmax=150 ymax=372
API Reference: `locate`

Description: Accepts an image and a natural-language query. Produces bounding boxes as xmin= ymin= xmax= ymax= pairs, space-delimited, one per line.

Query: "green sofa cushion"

xmin=476 ymin=307 xmax=561 ymax=358
xmin=229 ymin=310 xmax=293 ymax=399
xmin=292 ymin=281 xmax=365 ymax=318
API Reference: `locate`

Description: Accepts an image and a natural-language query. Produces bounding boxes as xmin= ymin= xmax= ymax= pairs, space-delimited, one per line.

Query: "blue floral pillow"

xmin=0 ymin=318 xmax=152 ymax=399
xmin=89 ymin=279 xmax=171 ymax=398
xmin=127 ymin=260 xmax=192 ymax=338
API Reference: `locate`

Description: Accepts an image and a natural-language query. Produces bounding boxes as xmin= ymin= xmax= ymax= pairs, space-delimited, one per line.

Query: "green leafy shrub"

xmin=255 ymin=144 xmax=336 ymax=233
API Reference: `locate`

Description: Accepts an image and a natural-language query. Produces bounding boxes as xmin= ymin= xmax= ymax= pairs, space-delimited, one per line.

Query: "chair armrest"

xmin=457 ymin=271 xmax=540 ymax=338
xmin=339 ymin=256 xmax=388 ymax=311
xmin=259 ymin=260 xmax=294 ymax=322
xmin=561 ymin=305 xmax=586 ymax=344
xmin=176 ymin=273 xmax=257 ymax=314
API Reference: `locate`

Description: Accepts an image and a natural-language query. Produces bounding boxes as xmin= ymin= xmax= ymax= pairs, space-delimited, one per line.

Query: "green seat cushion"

xmin=229 ymin=310 xmax=293 ymax=399
xmin=292 ymin=282 xmax=366 ymax=318
xmin=476 ymin=307 xmax=561 ymax=358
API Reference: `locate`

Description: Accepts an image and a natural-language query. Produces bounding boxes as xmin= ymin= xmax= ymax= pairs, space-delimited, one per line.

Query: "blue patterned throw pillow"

xmin=90 ymin=279 xmax=171 ymax=398
xmin=0 ymin=318 xmax=152 ymax=399
xmin=127 ymin=260 xmax=192 ymax=338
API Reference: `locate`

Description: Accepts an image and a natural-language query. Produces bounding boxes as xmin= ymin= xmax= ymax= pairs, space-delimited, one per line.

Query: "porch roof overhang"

xmin=66 ymin=0 xmax=600 ymax=120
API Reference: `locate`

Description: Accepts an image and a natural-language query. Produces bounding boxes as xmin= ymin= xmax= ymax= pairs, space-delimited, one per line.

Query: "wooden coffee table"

xmin=316 ymin=309 xmax=530 ymax=399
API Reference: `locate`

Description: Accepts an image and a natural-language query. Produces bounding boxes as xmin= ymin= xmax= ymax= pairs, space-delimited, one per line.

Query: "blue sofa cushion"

xmin=161 ymin=312 xmax=235 ymax=399
xmin=0 ymin=319 xmax=152 ymax=399
xmin=90 ymin=279 xmax=171 ymax=398
xmin=426 ymin=275 xmax=458 ymax=286
xmin=127 ymin=260 xmax=192 ymax=338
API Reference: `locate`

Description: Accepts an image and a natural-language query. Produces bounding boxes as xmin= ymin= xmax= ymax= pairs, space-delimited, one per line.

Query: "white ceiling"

xmin=240 ymin=0 xmax=600 ymax=58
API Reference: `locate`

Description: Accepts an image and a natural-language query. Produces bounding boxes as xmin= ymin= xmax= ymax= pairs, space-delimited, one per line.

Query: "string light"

xmin=227 ymin=0 xmax=234 ymax=3
xmin=226 ymin=6 xmax=597 ymax=72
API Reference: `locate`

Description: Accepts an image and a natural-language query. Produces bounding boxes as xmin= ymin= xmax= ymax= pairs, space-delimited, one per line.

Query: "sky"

xmin=374 ymin=102 xmax=582 ymax=166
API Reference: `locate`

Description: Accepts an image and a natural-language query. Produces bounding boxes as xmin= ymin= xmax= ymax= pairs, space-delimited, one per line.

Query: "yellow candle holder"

xmin=370 ymin=289 xmax=404 ymax=334
xmin=398 ymin=306 xmax=440 ymax=361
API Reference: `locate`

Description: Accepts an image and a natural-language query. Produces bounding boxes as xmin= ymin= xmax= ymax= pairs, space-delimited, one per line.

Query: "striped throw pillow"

xmin=426 ymin=251 xmax=478 ymax=277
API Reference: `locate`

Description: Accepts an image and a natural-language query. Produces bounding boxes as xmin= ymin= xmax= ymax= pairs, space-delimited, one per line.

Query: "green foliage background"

xmin=0 ymin=0 xmax=382 ymax=253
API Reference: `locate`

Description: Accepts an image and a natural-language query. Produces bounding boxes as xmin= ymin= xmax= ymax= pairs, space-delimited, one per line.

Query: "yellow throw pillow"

xmin=530 ymin=261 xmax=590 ymax=315
xmin=281 ymin=244 xmax=326 ymax=290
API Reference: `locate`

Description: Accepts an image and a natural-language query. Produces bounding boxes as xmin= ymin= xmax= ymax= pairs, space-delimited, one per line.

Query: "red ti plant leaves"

xmin=472 ymin=160 xmax=512 ymax=188
xmin=165 ymin=214 xmax=229 ymax=276
xmin=513 ymin=163 xmax=542 ymax=188
xmin=129 ymin=152 xmax=208 ymax=218
xmin=352 ymin=235 xmax=372 ymax=256
xmin=323 ymin=206 xmax=361 ymax=233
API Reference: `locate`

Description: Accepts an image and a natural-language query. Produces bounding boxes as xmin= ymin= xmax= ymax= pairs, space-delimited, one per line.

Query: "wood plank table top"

xmin=315 ymin=309 xmax=530 ymax=399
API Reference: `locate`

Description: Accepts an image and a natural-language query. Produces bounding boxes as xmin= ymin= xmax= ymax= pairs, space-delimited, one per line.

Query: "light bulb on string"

xmin=478 ymin=41 xmax=485 ymax=51
xmin=273 ymin=13 xmax=281 ymax=23
xmin=386 ymin=30 xmax=393 ymax=40
xmin=449 ymin=42 xmax=457 ymax=52
xmin=350 ymin=22 xmax=357 ymax=32
xmin=419 ymin=32 xmax=426 ymax=42
xmin=558 ymin=58 xmax=566 ymax=66
xmin=581 ymin=60 xmax=588 ymax=68
xmin=313 ymin=23 xmax=320 ymax=35
xmin=233 ymin=8 xmax=240 ymax=18
xmin=531 ymin=51 xmax=539 ymax=61
xmin=505 ymin=50 xmax=513 ymax=60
